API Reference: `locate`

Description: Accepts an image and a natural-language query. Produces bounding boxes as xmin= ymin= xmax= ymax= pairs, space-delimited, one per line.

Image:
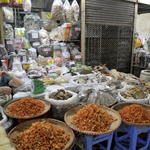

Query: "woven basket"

xmin=112 ymin=102 xmax=150 ymax=127
xmin=3 ymin=98 xmax=51 ymax=119
xmin=64 ymin=105 xmax=121 ymax=135
xmin=8 ymin=118 xmax=75 ymax=150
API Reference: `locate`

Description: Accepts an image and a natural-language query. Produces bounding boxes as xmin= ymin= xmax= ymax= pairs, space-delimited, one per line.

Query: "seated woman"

xmin=0 ymin=60 xmax=24 ymax=95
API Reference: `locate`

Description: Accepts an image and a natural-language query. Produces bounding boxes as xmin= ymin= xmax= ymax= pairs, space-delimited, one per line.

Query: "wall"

xmin=136 ymin=13 xmax=150 ymax=39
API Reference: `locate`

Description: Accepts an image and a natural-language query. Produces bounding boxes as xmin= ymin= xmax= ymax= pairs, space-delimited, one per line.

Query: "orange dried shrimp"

xmin=13 ymin=121 xmax=70 ymax=150
xmin=71 ymin=104 xmax=116 ymax=132
xmin=119 ymin=104 xmax=150 ymax=123
xmin=7 ymin=97 xmax=45 ymax=117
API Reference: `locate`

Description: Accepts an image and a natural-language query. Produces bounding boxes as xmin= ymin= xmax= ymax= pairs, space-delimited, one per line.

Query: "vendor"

xmin=0 ymin=60 xmax=24 ymax=95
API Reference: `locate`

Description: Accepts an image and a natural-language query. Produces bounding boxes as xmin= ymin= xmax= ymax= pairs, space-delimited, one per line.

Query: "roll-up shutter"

xmin=85 ymin=0 xmax=135 ymax=73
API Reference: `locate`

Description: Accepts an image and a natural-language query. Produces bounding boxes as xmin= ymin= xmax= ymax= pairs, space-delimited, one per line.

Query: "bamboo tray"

xmin=64 ymin=105 xmax=121 ymax=135
xmin=8 ymin=118 xmax=75 ymax=150
xmin=3 ymin=98 xmax=51 ymax=119
xmin=112 ymin=102 xmax=150 ymax=126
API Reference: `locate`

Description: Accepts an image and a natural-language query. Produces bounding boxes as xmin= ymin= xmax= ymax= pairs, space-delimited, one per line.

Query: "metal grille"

xmin=85 ymin=24 xmax=133 ymax=72
xmin=85 ymin=0 xmax=135 ymax=25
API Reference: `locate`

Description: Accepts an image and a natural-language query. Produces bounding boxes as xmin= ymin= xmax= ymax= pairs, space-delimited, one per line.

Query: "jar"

xmin=140 ymin=70 xmax=150 ymax=82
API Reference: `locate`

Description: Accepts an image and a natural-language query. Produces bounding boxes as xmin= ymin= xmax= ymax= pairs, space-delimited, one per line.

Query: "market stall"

xmin=0 ymin=0 xmax=150 ymax=150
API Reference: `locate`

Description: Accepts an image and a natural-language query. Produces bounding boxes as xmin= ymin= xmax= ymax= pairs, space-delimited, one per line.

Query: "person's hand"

xmin=0 ymin=86 xmax=12 ymax=95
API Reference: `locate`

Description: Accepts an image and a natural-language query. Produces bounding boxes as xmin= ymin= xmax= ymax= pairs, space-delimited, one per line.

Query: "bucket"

xmin=140 ymin=70 xmax=150 ymax=82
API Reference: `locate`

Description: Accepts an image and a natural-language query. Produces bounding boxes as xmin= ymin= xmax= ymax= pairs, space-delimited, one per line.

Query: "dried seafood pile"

xmin=120 ymin=87 xmax=148 ymax=99
xmin=7 ymin=98 xmax=45 ymax=117
xmin=119 ymin=104 xmax=150 ymax=123
xmin=49 ymin=89 xmax=72 ymax=100
xmin=13 ymin=121 xmax=70 ymax=150
xmin=71 ymin=104 xmax=116 ymax=132
xmin=93 ymin=64 xmax=110 ymax=74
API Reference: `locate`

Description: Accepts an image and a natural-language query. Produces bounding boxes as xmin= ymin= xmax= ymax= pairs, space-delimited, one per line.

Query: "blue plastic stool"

xmin=114 ymin=124 xmax=150 ymax=150
xmin=84 ymin=132 xmax=114 ymax=150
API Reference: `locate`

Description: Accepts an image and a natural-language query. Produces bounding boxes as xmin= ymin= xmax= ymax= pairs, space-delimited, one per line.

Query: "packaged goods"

xmin=51 ymin=0 xmax=65 ymax=21
xmin=71 ymin=0 xmax=79 ymax=22
xmin=39 ymin=28 xmax=50 ymax=45
xmin=69 ymin=20 xmax=81 ymax=40
xmin=22 ymin=0 xmax=31 ymax=12
xmin=0 ymin=44 xmax=9 ymax=60
xmin=5 ymin=39 xmax=15 ymax=55
xmin=64 ymin=0 xmax=72 ymax=23
xmin=14 ymin=28 xmax=25 ymax=38
xmin=4 ymin=23 xmax=14 ymax=39
xmin=2 ymin=7 xmax=13 ymax=23
xmin=27 ymin=47 xmax=37 ymax=59
xmin=37 ymin=44 xmax=53 ymax=57
xmin=41 ymin=19 xmax=58 ymax=32
xmin=62 ymin=23 xmax=72 ymax=41
xmin=49 ymin=26 xmax=63 ymax=41
xmin=0 ymin=0 xmax=11 ymax=6
xmin=24 ymin=14 xmax=41 ymax=32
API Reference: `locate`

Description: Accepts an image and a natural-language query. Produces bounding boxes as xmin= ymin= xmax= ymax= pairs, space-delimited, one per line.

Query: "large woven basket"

xmin=112 ymin=102 xmax=150 ymax=126
xmin=3 ymin=98 xmax=51 ymax=119
xmin=8 ymin=118 xmax=75 ymax=150
xmin=64 ymin=105 xmax=121 ymax=135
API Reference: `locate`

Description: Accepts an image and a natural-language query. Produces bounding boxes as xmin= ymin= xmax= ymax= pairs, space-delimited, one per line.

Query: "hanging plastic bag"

xmin=22 ymin=0 xmax=31 ymax=12
xmin=2 ymin=7 xmax=14 ymax=23
xmin=51 ymin=0 xmax=65 ymax=21
xmin=64 ymin=0 xmax=72 ymax=23
xmin=71 ymin=0 xmax=79 ymax=22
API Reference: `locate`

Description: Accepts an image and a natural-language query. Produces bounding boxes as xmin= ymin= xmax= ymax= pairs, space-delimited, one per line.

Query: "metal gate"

xmin=85 ymin=0 xmax=135 ymax=73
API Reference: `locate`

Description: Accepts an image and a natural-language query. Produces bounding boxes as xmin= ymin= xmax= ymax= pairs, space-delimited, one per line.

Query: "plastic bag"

xmin=54 ymin=76 xmax=67 ymax=84
xmin=0 ymin=94 xmax=12 ymax=107
xmin=15 ymin=27 xmax=25 ymax=38
xmin=2 ymin=7 xmax=14 ymax=23
xmin=4 ymin=23 xmax=14 ymax=39
xmin=64 ymin=0 xmax=72 ymax=23
xmin=134 ymin=32 xmax=145 ymax=48
xmin=45 ymin=90 xmax=78 ymax=120
xmin=22 ymin=0 xmax=31 ymax=12
xmin=14 ymin=38 xmax=24 ymax=50
xmin=69 ymin=20 xmax=81 ymax=40
xmin=0 ymin=106 xmax=7 ymax=126
xmin=41 ymin=19 xmax=58 ymax=32
xmin=51 ymin=0 xmax=65 ymax=21
xmin=71 ymin=0 xmax=79 ymax=22
xmin=62 ymin=23 xmax=72 ymax=41
xmin=49 ymin=26 xmax=63 ymax=41
xmin=0 ymin=44 xmax=9 ymax=59
xmin=5 ymin=39 xmax=15 ymax=55
xmin=39 ymin=28 xmax=50 ymax=45
xmin=27 ymin=47 xmax=37 ymax=59
xmin=24 ymin=14 xmax=41 ymax=32
xmin=37 ymin=44 xmax=53 ymax=57
xmin=118 ymin=92 xmax=149 ymax=104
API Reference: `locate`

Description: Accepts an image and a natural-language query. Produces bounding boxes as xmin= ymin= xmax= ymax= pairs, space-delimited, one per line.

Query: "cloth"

xmin=0 ymin=76 xmax=11 ymax=86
